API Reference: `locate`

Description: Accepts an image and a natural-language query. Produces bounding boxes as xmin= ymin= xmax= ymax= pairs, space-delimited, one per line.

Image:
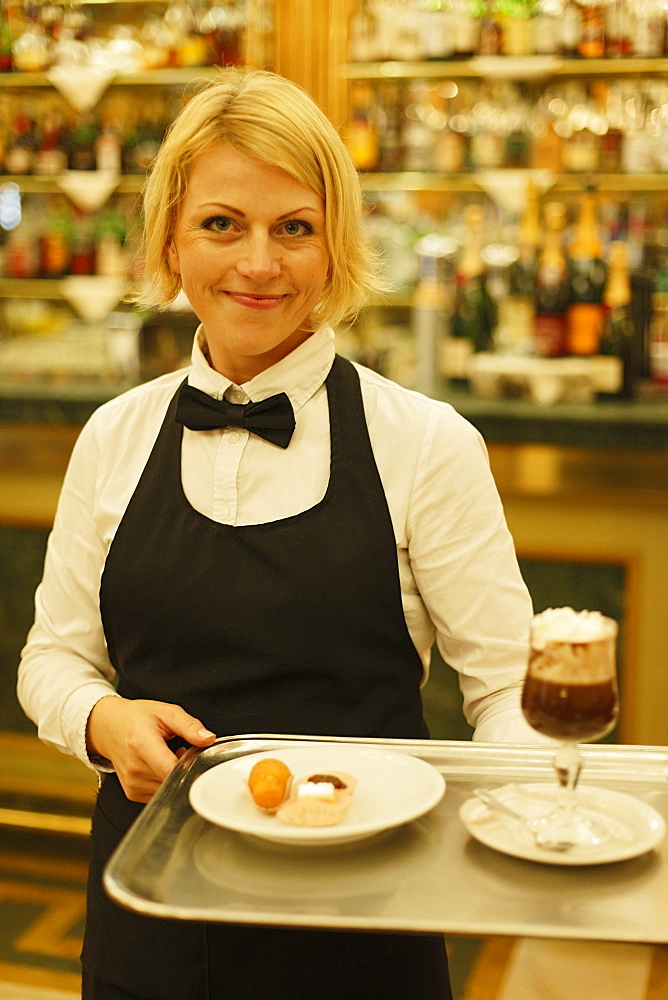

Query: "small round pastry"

xmin=248 ymin=758 xmax=293 ymax=813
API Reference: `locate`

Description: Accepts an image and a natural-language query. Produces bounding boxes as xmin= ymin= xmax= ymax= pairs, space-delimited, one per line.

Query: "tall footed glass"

xmin=521 ymin=609 xmax=619 ymax=851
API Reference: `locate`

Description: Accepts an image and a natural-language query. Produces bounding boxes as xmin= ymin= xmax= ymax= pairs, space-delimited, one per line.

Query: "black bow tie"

xmin=174 ymin=383 xmax=295 ymax=448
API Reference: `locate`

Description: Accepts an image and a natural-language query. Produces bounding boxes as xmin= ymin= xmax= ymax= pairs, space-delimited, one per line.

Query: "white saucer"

xmin=459 ymin=783 xmax=666 ymax=866
xmin=190 ymin=745 xmax=445 ymax=847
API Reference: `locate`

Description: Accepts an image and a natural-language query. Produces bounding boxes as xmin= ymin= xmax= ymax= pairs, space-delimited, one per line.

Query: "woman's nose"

xmin=236 ymin=232 xmax=281 ymax=280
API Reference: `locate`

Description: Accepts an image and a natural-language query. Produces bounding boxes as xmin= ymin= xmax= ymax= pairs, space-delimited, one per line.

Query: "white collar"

xmin=188 ymin=325 xmax=336 ymax=413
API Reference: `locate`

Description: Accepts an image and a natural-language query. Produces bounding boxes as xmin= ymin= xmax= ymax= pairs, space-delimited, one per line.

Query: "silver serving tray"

xmin=104 ymin=735 xmax=668 ymax=941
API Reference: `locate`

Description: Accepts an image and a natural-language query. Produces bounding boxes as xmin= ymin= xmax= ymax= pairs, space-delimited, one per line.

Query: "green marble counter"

xmin=1 ymin=378 xmax=667 ymax=451
xmin=443 ymin=388 xmax=668 ymax=452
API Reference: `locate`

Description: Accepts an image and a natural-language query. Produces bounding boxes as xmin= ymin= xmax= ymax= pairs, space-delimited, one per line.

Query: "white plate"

xmin=459 ymin=783 xmax=666 ymax=866
xmin=189 ymin=745 xmax=446 ymax=846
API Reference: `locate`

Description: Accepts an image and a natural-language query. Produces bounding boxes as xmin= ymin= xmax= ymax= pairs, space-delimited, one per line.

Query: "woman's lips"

xmin=225 ymin=291 xmax=288 ymax=311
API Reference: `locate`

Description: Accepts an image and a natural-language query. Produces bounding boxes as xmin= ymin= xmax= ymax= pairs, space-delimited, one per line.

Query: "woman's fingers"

xmin=86 ymin=696 xmax=217 ymax=801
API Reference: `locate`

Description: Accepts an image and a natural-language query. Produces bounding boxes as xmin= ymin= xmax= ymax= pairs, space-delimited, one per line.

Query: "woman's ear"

xmin=167 ymin=242 xmax=180 ymax=275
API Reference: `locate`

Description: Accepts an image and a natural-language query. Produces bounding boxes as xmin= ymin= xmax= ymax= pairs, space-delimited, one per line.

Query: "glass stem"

xmin=553 ymin=742 xmax=582 ymax=815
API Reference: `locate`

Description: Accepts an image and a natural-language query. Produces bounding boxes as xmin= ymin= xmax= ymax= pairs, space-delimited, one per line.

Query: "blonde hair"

xmin=131 ymin=68 xmax=384 ymax=329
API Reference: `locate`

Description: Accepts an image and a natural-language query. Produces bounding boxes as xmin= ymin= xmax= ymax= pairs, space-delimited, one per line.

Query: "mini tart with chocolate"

xmin=276 ymin=771 xmax=357 ymax=827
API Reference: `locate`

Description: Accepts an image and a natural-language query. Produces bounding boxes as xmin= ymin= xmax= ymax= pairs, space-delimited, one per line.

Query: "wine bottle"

xmin=596 ymin=242 xmax=635 ymax=399
xmin=452 ymin=204 xmax=497 ymax=359
xmin=505 ymin=182 xmax=539 ymax=353
xmin=533 ymin=201 xmax=569 ymax=357
xmin=566 ymin=187 xmax=606 ymax=356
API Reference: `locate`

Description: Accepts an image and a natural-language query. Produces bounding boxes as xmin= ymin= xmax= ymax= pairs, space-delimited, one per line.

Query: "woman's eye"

xmin=203 ymin=216 xmax=233 ymax=232
xmin=281 ymin=219 xmax=313 ymax=236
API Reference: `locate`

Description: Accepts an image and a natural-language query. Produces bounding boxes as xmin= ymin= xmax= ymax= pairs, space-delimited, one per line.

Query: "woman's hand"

xmin=86 ymin=695 xmax=216 ymax=803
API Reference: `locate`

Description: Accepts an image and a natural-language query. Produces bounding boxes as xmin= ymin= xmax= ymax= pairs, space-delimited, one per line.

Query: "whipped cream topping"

xmin=531 ymin=607 xmax=617 ymax=649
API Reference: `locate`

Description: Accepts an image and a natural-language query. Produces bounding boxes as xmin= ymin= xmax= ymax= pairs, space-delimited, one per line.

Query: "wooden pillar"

xmin=272 ymin=0 xmax=350 ymax=128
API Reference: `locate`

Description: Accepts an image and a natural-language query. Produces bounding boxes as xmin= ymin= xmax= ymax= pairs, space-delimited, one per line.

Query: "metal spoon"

xmin=473 ymin=787 xmax=572 ymax=853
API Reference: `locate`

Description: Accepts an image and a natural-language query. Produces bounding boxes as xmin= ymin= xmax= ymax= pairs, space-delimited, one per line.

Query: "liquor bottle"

xmin=349 ymin=0 xmax=376 ymax=61
xmin=68 ymin=113 xmax=99 ymax=171
xmin=452 ymin=204 xmax=497 ymax=359
xmin=375 ymin=83 xmax=404 ymax=173
xmin=95 ymin=115 xmax=122 ymax=173
xmin=598 ymin=82 xmax=623 ymax=174
xmin=131 ymin=112 xmax=163 ymax=173
xmin=416 ymin=0 xmax=456 ymax=59
xmin=343 ymin=82 xmax=379 ymax=172
xmin=649 ymin=247 xmax=668 ymax=388
xmin=630 ymin=0 xmax=665 ymax=56
xmin=95 ymin=203 xmax=127 ymax=276
xmin=412 ymin=236 xmax=452 ymax=396
xmin=578 ymin=3 xmax=606 ymax=57
xmin=566 ymin=187 xmax=607 ymax=356
xmin=529 ymin=97 xmax=564 ymax=171
xmin=40 ymin=197 xmax=72 ymax=277
xmin=532 ymin=0 xmax=560 ymax=54
xmin=452 ymin=0 xmax=482 ymax=58
xmin=499 ymin=0 xmax=537 ymax=57
xmin=597 ymin=242 xmax=635 ymax=398
xmin=0 ymin=4 xmax=12 ymax=71
xmin=34 ymin=106 xmax=69 ymax=176
xmin=3 ymin=107 xmax=37 ymax=175
xmin=11 ymin=11 xmax=52 ymax=71
xmin=560 ymin=0 xmax=582 ymax=57
xmin=70 ymin=212 xmax=96 ymax=275
xmin=533 ymin=201 xmax=569 ymax=357
xmin=605 ymin=0 xmax=632 ymax=56
xmin=477 ymin=0 xmax=502 ymax=54
xmin=401 ymin=82 xmax=435 ymax=172
xmin=5 ymin=210 xmax=40 ymax=278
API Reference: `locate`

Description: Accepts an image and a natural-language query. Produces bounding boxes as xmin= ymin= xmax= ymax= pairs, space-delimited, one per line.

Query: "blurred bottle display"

xmin=0 ymin=0 xmax=252 ymax=73
xmin=356 ymin=184 xmax=668 ymax=399
xmin=0 ymin=191 xmax=135 ymax=279
xmin=347 ymin=0 xmax=668 ymax=61
xmin=344 ymin=77 xmax=668 ymax=177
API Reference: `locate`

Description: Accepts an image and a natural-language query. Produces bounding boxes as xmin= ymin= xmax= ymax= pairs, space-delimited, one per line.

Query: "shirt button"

xmin=227 ymin=432 xmax=240 ymax=445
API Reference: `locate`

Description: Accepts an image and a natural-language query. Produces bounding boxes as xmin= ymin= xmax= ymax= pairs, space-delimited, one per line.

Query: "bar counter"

xmin=1 ymin=377 xmax=667 ymax=451
xmin=1 ymin=380 xmax=667 ymax=754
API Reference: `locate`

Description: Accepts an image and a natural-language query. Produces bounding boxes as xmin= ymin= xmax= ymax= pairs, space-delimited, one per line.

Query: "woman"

xmin=19 ymin=68 xmax=540 ymax=1000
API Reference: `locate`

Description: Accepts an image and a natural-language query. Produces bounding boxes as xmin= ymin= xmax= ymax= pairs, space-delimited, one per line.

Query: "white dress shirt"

xmin=18 ymin=325 xmax=543 ymax=769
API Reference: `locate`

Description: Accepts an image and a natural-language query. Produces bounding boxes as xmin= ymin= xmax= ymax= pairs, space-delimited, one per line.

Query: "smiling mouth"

xmin=225 ymin=291 xmax=288 ymax=310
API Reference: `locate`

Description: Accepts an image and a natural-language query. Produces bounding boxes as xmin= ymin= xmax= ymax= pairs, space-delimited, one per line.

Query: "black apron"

xmin=84 ymin=355 xmax=451 ymax=999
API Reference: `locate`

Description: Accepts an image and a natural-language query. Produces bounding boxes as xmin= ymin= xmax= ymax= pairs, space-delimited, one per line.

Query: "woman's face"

xmin=167 ymin=143 xmax=330 ymax=383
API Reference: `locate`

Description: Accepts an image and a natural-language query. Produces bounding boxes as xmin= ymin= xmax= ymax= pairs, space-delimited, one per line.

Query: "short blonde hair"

xmin=132 ymin=68 xmax=384 ymax=329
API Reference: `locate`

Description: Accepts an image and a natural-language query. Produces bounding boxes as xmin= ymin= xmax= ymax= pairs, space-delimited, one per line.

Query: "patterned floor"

xmin=0 ymin=829 xmax=84 ymax=997
xmin=1 ymin=824 xmax=667 ymax=1000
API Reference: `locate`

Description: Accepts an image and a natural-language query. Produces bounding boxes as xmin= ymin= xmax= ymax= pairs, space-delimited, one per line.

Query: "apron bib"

xmin=83 ymin=356 xmax=450 ymax=999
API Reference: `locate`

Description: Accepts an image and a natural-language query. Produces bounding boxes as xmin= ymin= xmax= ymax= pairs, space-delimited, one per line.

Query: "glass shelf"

xmin=360 ymin=172 xmax=668 ymax=194
xmin=0 ymin=66 xmax=222 ymax=88
xmin=344 ymin=57 xmax=668 ymax=82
